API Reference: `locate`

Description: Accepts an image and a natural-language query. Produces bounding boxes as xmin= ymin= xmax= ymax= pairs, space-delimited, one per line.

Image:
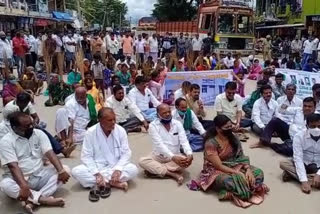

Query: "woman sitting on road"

xmin=189 ymin=115 xmax=269 ymax=208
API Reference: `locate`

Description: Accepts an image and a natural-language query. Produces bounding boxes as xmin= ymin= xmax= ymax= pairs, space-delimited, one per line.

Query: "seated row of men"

xmin=1 ymin=105 xmax=320 ymax=212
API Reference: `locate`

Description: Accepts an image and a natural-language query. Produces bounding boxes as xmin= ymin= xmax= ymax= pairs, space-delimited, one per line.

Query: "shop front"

xmin=306 ymin=15 xmax=320 ymax=36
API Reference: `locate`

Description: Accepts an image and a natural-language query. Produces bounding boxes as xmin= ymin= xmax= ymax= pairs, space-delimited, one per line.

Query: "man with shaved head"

xmin=55 ymin=86 xmax=98 ymax=147
xmin=139 ymin=104 xmax=193 ymax=185
xmin=72 ymin=107 xmax=138 ymax=201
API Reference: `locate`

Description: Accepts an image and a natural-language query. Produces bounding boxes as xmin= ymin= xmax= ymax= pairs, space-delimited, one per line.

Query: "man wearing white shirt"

xmin=312 ymin=84 xmax=320 ymax=112
xmin=0 ymin=31 xmax=14 ymax=71
xmin=139 ymin=104 xmax=193 ymax=185
xmin=134 ymin=34 xmax=146 ymax=69
xmin=24 ymin=30 xmax=37 ymax=67
xmin=312 ymin=37 xmax=319 ymax=61
xmin=223 ymin=52 xmax=235 ymax=69
xmin=268 ymin=97 xmax=316 ymax=156
xmin=128 ymin=76 xmax=161 ymax=122
xmin=106 ymin=85 xmax=149 ymax=133
xmin=72 ymin=108 xmax=138 ymax=198
xmin=148 ymin=34 xmax=158 ymax=63
xmin=215 ymin=81 xmax=252 ymax=129
xmin=53 ymin=31 xmax=64 ymax=75
xmin=192 ymin=34 xmax=203 ymax=61
xmin=55 ymin=87 xmax=97 ymax=145
xmin=0 ymin=112 xmax=70 ymax=213
xmin=173 ymin=98 xmax=206 ymax=152
xmin=258 ymin=84 xmax=302 ymax=145
xmin=63 ymin=31 xmax=76 ymax=72
xmin=302 ymin=36 xmax=314 ymax=66
xmin=107 ymin=33 xmax=119 ymax=59
xmin=251 ymin=85 xmax=278 ymax=145
xmin=280 ymin=113 xmax=320 ymax=194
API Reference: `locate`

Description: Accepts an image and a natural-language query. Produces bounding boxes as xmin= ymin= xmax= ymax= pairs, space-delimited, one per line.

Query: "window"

xmin=218 ymin=14 xmax=235 ymax=33
xmin=203 ymin=14 xmax=212 ymax=30
xmin=237 ymin=15 xmax=252 ymax=34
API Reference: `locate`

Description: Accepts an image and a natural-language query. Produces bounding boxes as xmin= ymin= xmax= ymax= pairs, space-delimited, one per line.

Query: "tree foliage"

xmin=152 ymin=0 xmax=201 ymax=21
xmin=65 ymin=0 xmax=128 ymax=27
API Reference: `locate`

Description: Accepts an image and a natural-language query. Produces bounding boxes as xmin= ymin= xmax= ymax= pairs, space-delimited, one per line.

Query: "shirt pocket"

xmin=31 ymin=141 xmax=42 ymax=158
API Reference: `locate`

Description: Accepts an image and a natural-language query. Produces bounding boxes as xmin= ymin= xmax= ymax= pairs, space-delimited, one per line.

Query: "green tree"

xmin=65 ymin=0 xmax=128 ymax=28
xmin=152 ymin=0 xmax=201 ymax=21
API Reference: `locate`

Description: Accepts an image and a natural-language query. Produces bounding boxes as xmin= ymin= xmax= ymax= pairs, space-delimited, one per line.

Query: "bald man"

xmin=139 ymin=104 xmax=193 ymax=185
xmin=55 ymin=87 xmax=98 ymax=145
xmin=72 ymin=108 xmax=138 ymax=201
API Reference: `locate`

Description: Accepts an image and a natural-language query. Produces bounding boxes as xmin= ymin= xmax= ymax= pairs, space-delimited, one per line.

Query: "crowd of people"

xmin=0 ymin=29 xmax=320 ymax=213
xmin=258 ymin=34 xmax=320 ymax=72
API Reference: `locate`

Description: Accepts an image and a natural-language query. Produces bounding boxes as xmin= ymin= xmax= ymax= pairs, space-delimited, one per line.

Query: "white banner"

xmin=276 ymin=68 xmax=320 ymax=98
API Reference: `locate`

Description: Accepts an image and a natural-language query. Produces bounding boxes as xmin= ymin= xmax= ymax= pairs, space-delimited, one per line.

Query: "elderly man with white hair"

xmin=72 ymin=108 xmax=138 ymax=202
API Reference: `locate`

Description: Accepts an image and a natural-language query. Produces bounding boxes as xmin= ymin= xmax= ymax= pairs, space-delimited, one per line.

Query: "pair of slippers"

xmin=89 ymin=185 xmax=111 ymax=202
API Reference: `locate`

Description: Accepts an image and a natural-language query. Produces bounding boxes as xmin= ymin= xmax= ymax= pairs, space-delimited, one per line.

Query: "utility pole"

xmin=76 ymin=0 xmax=80 ymax=16
xmin=119 ymin=11 xmax=122 ymax=28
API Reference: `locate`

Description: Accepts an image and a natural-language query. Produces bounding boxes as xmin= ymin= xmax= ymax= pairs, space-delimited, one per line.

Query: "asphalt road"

xmin=0 ymin=79 xmax=319 ymax=214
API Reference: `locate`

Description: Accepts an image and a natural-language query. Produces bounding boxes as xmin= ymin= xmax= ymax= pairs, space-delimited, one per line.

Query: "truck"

xmin=156 ymin=0 xmax=255 ymax=56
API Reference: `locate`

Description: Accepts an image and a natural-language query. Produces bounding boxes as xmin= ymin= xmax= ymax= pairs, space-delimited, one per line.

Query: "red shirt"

xmin=12 ymin=36 xmax=28 ymax=57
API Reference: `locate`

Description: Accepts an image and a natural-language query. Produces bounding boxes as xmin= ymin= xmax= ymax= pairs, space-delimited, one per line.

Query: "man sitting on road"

xmin=173 ymin=98 xmax=206 ymax=152
xmin=251 ymin=85 xmax=278 ymax=138
xmin=186 ymin=84 xmax=213 ymax=129
xmin=106 ymin=84 xmax=149 ymax=133
xmin=128 ymin=76 xmax=161 ymax=122
xmin=55 ymin=87 xmax=97 ymax=145
xmin=252 ymin=84 xmax=303 ymax=149
xmin=280 ymin=113 xmax=320 ymax=194
xmin=72 ymin=108 xmax=138 ymax=201
xmin=0 ymin=112 xmax=70 ymax=213
xmin=139 ymin=104 xmax=193 ymax=185
xmin=269 ymin=97 xmax=316 ymax=156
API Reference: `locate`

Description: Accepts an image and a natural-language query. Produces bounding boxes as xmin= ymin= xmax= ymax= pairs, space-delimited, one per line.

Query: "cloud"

xmin=122 ymin=0 xmax=157 ymax=23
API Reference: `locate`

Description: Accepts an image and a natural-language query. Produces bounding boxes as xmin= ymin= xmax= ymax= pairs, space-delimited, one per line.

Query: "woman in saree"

xmin=2 ymin=74 xmax=24 ymax=106
xmin=45 ymin=74 xmax=73 ymax=106
xmin=191 ymin=115 xmax=269 ymax=208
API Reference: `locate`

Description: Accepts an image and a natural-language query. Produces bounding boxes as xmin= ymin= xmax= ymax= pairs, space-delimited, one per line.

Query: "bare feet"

xmin=39 ymin=196 xmax=65 ymax=207
xmin=167 ymin=171 xmax=184 ymax=185
xmin=22 ymin=202 xmax=35 ymax=214
xmin=250 ymin=141 xmax=265 ymax=149
xmin=62 ymin=144 xmax=76 ymax=158
xmin=110 ymin=181 xmax=129 ymax=192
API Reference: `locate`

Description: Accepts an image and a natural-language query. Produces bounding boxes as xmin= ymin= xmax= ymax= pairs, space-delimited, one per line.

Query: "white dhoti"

xmin=71 ymin=163 xmax=138 ymax=188
xmin=55 ymin=108 xmax=86 ymax=143
xmin=0 ymin=165 xmax=70 ymax=205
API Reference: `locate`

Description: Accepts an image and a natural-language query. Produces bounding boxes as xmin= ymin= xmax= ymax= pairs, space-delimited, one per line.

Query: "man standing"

xmin=12 ymin=31 xmax=28 ymax=77
xmin=72 ymin=108 xmax=138 ymax=199
xmin=281 ymin=37 xmax=291 ymax=60
xmin=302 ymin=36 xmax=314 ymax=66
xmin=0 ymin=112 xmax=70 ymax=213
xmin=128 ymin=76 xmax=161 ymax=122
xmin=53 ymin=31 xmax=64 ymax=75
xmin=177 ymin=32 xmax=186 ymax=59
xmin=161 ymin=32 xmax=171 ymax=58
xmin=262 ymin=35 xmax=272 ymax=61
xmin=55 ymin=87 xmax=97 ymax=145
xmin=134 ymin=35 xmax=146 ymax=69
xmin=63 ymin=31 xmax=76 ymax=73
xmin=202 ymin=32 xmax=212 ymax=56
xmin=24 ymin=30 xmax=37 ymax=67
xmin=44 ymin=31 xmax=57 ymax=73
xmin=122 ymin=32 xmax=133 ymax=57
xmin=173 ymin=98 xmax=206 ymax=152
xmin=251 ymin=85 xmax=278 ymax=137
xmin=0 ymin=31 xmax=13 ymax=73
xmin=90 ymin=32 xmax=103 ymax=55
xmin=139 ymin=104 xmax=193 ymax=185
xmin=108 ymin=33 xmax=120 ymax=60
xmin=192 ymin=34 xmax=202 ymax=62
xmin=291 ymin=35 xmax=302 ymax=61
xmin=106 ymin=85 xmax=149 ymax=132
xmin=280 ymin=113 xmax=320 ymax=194
xmin=81 ymin=32 xmax=92 ymax=61
xmin=148 ymin=34 xmax=159 ymax=63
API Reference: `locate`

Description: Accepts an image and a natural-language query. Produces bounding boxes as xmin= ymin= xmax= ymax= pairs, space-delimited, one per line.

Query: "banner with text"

xmin=276 ymin=69 xmax=319 ymax=98
xmin=165 ymin=70 xmax=233 ymax=106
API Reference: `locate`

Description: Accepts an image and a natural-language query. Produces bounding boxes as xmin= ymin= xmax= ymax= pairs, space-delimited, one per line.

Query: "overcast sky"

xmin=122 ymin=0 xmax=157 ymax=23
